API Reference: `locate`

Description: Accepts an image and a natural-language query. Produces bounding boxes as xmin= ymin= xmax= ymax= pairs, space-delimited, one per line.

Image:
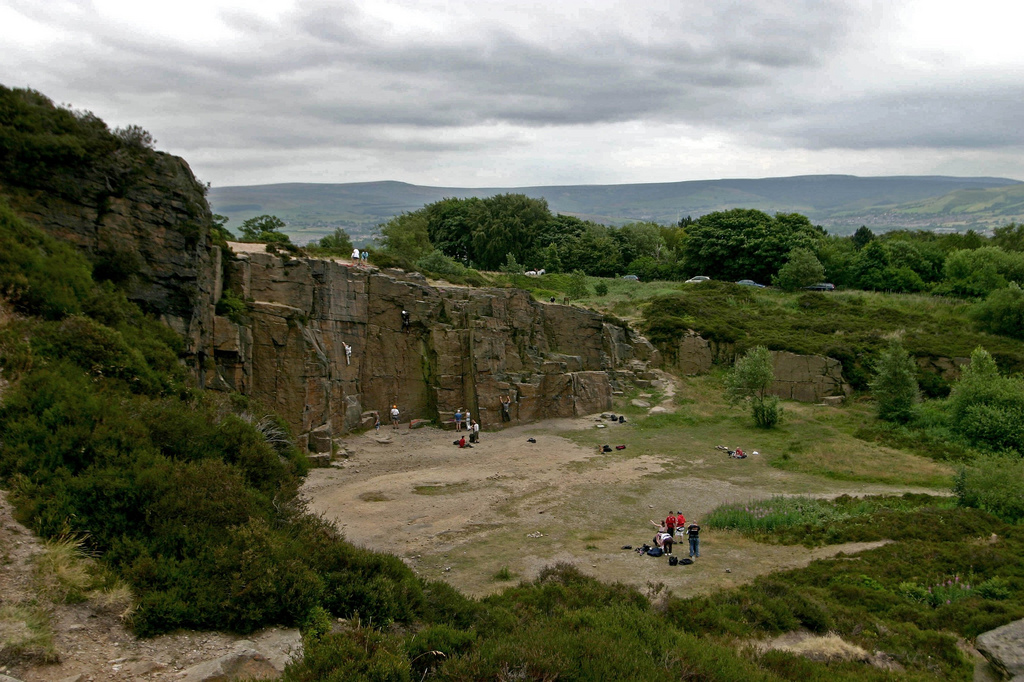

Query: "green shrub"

xmin=973 ymin=283 xmax=1024 ymax=340
xmin=215 ymin=289 xmax=248 ymax=324
xmin=772 ymin=247 xmax=825 ymax=291
xmin=594 ymin=281 xmax=609 ymax=296
xmin=0 ymin=200 xmax=92 ymax=319
xmin=949 ymin=348 xmax=1024 ymax=453
xmin=954 ymin=455 xmax=1024 ymax=524
xmin=976 ymin=577 xmax=1012 ymax=600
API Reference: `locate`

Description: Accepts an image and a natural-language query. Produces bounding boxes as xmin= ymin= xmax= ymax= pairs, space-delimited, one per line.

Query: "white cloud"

xmin=2 ymin=0 xmax=1023 ymax=186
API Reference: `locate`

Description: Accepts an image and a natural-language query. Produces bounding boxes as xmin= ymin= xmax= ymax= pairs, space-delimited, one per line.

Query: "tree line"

xmin=367 ymin=193 xmax=1024 ymax=298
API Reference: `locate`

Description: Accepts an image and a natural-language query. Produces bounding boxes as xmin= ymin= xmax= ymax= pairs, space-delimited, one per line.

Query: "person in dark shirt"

xmin=687 ymin=522 xmax=701 ymax=558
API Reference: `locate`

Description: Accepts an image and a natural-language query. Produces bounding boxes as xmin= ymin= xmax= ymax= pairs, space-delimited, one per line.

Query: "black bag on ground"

xmin=680 ymin=558 xmax=694 ymax=565
xmin=646 ymin=547 xmax=664 ymax=557
xmin=668 ymin=555 xmax=678 ymax=566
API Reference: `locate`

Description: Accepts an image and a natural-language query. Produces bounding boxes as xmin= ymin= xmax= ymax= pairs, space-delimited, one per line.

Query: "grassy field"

xmin=564 ymin=375 xmax=953 ymax=490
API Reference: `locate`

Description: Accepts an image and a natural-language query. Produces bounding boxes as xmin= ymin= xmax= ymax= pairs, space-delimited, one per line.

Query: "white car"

xmin=684 ymin=276 xmax=710 ymax=284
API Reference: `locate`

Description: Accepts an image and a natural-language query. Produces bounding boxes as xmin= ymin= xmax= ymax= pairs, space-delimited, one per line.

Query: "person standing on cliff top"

xmin=390 ymin=405 xmax=400 ymax=429
xmin=351 ymin=247 xmax=360 ymax=265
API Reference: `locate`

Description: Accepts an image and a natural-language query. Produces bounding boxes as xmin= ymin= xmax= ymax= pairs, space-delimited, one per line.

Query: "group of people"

xmin=649 ymin=511 xmax=701 ymax=558
xmin=454 ymin=408 xmax=480 ymax=445
xmin=351 ymin=248 xmax=369 ymax=265
xmin=372 ymin=405 xmax=402 ymax=432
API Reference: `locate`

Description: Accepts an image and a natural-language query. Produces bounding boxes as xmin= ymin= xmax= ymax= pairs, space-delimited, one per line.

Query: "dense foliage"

xmin=0 ymin=203 xmax=426 ymax=635
xmin=374 ymin=195 xmax=686 ymax=278
xmin=641 ymin=283 xmax=1024 ymax=393
xmin=682 ymin=210 xmax=826 ymax=283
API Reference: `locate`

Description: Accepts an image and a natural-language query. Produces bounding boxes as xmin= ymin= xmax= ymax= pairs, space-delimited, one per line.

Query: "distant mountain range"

xmin=208 ymin=175 xmax=1024 ymax=245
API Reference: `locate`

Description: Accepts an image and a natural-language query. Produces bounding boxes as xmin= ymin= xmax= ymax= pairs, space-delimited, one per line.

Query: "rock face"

xmin=3 ymin=152 xmax=221 ymax=372
xmin=976 ymin=618 xmax=1024 ymax=680
xmin=212 ymin=247 xmax=658 ymax=445
xmin=769 ymin=351 xmax=852 ymax=403
xmin=669 ymin=331 xmax=852 ymax=402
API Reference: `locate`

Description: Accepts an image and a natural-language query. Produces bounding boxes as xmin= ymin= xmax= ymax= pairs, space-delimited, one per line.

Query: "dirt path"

xmin=304 ymin=415 xmax=933 ymax=598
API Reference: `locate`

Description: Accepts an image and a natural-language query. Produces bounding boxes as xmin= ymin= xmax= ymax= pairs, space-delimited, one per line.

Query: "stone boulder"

xmin=977 ymin=618 xmax=1024 ymax=680
xmin=675 ymin=333 xmax=713 ymax=375
xmin=770 ymin=351 xmax=852 ymax=403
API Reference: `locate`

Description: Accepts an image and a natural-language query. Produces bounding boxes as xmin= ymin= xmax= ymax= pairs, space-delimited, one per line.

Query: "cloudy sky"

xmin=3 ymin=0 xmax=1024 ymax=187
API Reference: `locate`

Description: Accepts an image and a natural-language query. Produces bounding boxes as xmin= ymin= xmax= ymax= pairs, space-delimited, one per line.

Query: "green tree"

xmin=566 ymin=270 xmax=589 ymax=300
xmin=310 ymin=227 xmax=353 ymax=255
xmin=615 ymin=222 xmax=665 ymax=264
xmin=376 ymin=212 xmax=432 ymax=264
xmin=539 ymin=242 xmax=562 ymax=273
xmin=849 ymin=241 xmax=928 ymax=293
xmin=725 ymin=346 xmax=782 ymax=428
xmin=471 ymin=194 xmax=552 ymax=270
xmin=682 ymin=209 xmax=824 ymax=282
xmin=940 ymin=247 xmax=1024 ymax=297
xmin=210 ymin=214 xmax=236 ymax=242
xmin=772 ymin=247 xmax=826 ymax=291
xmin=870 ymin=339 xmax=919 ymax=422
xmin=972 ymin=282 xmax=1024 ymax=340
xmin=559 ymin=224 xmax=622 ymax=277
xmin=851 ymin=226 xmax=875 ymax=250
xmin=239 ymin=215 xmax=291 ymax=244
xmin=500 ymin=252 xmax=525 ymax=275
xmin=992 ymin=222 xmax=1024 ymax=252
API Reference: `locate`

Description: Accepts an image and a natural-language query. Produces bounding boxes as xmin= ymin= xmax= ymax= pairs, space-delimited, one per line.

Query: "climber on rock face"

xmin=401 ymin=310 xmax=410 ymax=330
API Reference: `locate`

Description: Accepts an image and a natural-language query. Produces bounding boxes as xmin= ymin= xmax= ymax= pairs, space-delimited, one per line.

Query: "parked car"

xmin=803 ymin=283 xmax=836 ymax=291
xmin=622 ymin=274 xmax=640 ymax=281
xmin=684 ymin=276 xmax=710 ymax=284
xmin=736 ymin=279 xmax=765 ymax=288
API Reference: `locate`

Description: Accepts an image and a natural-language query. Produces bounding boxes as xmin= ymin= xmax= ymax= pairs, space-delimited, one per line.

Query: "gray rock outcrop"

xmin=977 ymin=618 xmax=1024 ymax=680
xmin=769 ymin=351 xmax=852 ymax=403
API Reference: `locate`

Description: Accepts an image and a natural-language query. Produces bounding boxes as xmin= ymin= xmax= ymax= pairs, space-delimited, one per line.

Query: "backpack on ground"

xmin=680 ymin=558 xmax=694 ymax=565
xmin=668 ymin=555 xmax=678 ymax=566
xmin=646 ymin=547 xmax=663 ymax=557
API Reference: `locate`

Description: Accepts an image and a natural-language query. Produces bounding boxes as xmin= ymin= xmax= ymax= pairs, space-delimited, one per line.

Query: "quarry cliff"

xmin=3 ymin=139 xmax=657 ymax=448
xmin=214 ymin=246 xmax=658 ymax=449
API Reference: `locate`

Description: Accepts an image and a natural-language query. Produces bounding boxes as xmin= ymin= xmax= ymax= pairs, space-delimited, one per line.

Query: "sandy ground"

xmin=304 ymin=412 xmax=931 ymax=599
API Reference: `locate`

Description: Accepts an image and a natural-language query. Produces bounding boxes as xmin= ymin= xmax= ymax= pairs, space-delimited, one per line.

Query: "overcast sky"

xmin=3 ymin=0 xmax=1024 ymax=187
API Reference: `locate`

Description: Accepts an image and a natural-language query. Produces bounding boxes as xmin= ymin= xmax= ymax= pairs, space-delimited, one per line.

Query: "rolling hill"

xmin=208 ymin=175 xmax=1022 ymax=245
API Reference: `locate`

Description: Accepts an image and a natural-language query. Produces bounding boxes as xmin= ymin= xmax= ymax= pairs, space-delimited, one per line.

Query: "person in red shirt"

xmin=674 ymin=512 xmax=686 ymax=538
xmin=665 ymin=511 xmax=677 ymax=536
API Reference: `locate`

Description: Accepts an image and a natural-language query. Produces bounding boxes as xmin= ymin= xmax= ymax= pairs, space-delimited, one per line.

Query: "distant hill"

xmin=208 ymin=175 xmax=1022 ymax=245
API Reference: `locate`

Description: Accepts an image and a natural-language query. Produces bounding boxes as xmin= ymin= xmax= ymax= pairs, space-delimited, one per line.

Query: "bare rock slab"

xmin=977 ymin=618 xmax=1024 ymax=680
xmin=178 ymin=650 xmax=279 ymax=682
